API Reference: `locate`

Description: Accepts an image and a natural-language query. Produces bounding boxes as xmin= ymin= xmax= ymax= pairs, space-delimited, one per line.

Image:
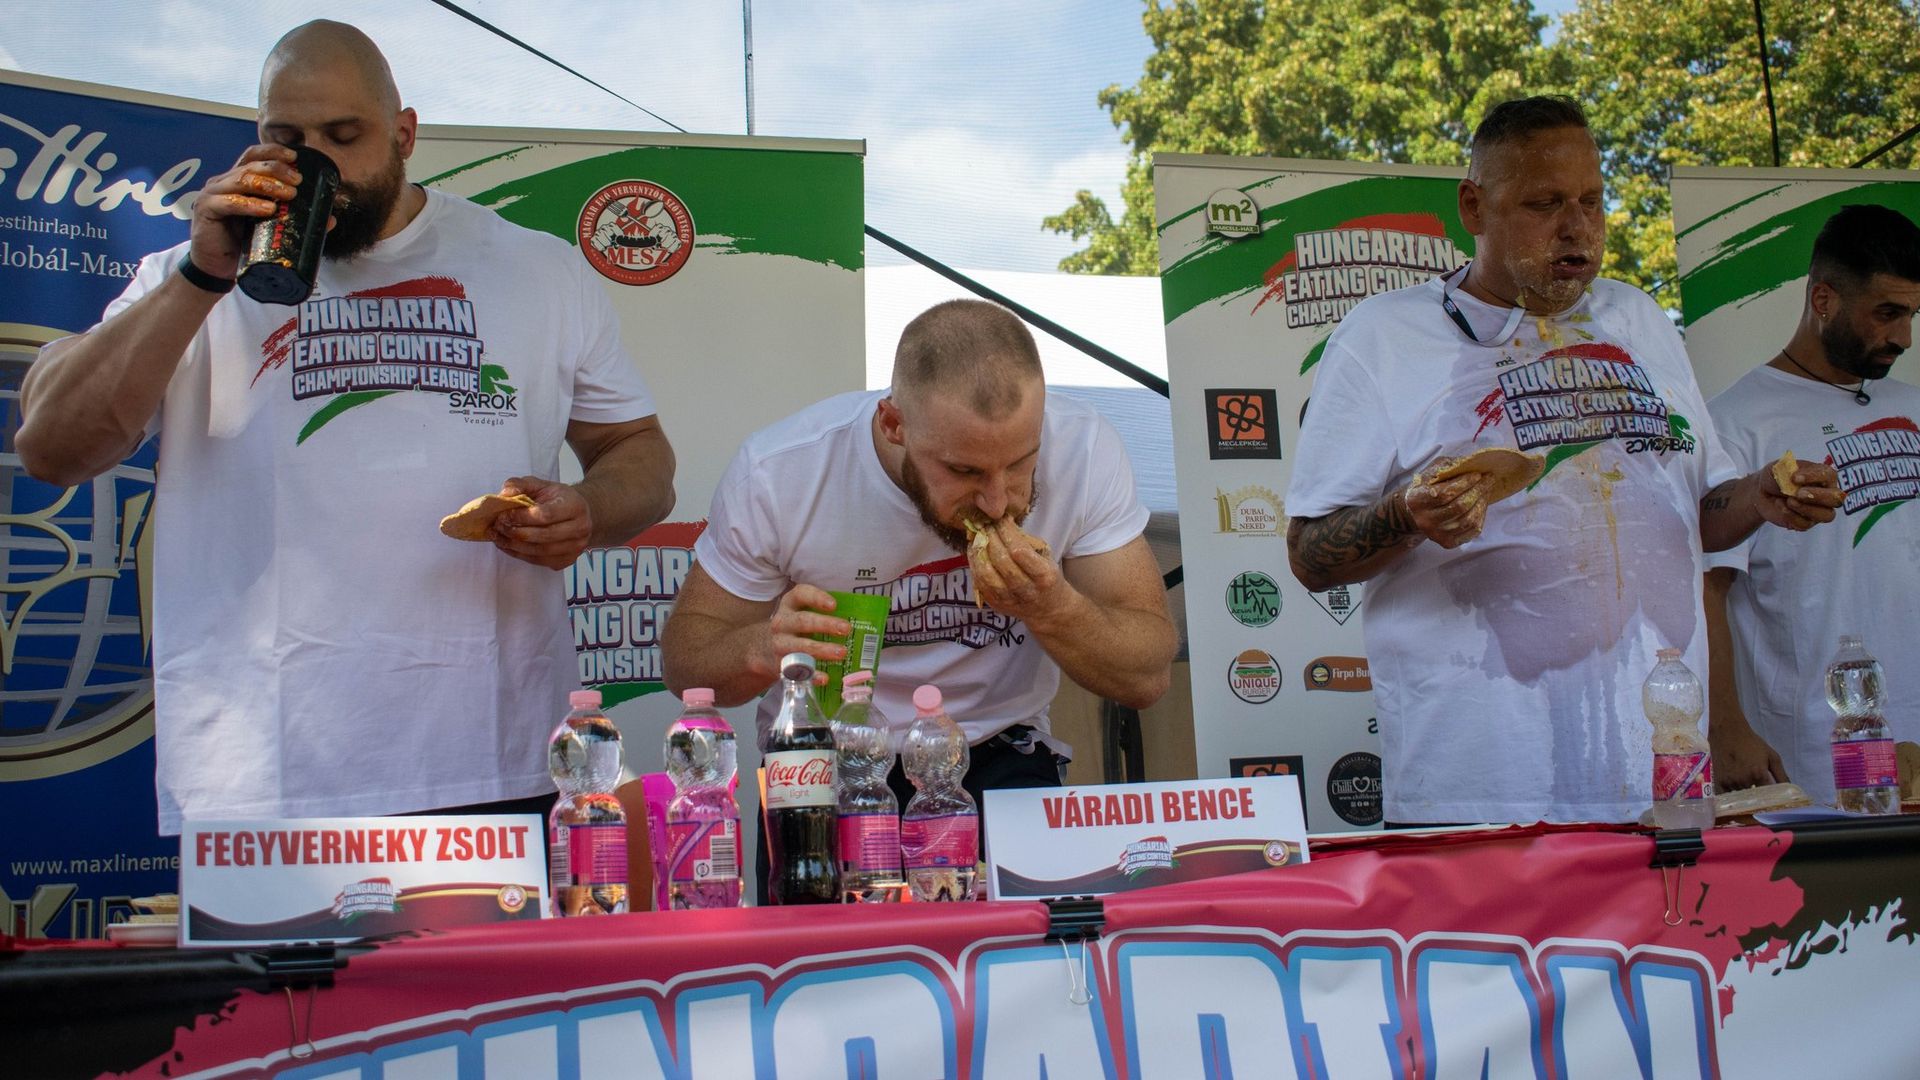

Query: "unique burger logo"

xmin=578 ymin=180 xmax=694 ymax=286
xmin=1227 ymin=649 xmax=1281 ymax=704
xmin=1225 ymin=570 xmax=1281 ymax=627
xmin=1215 ymin=486 xmax=1284 ymax=537
xmin=1304 ymin=656 xmax=1371 ymax=692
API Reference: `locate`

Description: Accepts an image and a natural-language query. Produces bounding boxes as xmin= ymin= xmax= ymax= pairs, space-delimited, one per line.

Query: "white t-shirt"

xmin=1706 ymin=365 xmax=1920 ymax=804
xmin=1287 ymin=270 xmax=1739 ymax=824
xmin=102 ymin=188 xmax=657 ymax=833
xmin=693 ymin=389 xmax=1150 ymax=750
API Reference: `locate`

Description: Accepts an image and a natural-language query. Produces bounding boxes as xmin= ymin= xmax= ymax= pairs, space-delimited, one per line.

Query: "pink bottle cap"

xmin=682 ymin=688 xmax=715 ymax=708
xmin=568 ymin=690 xmax=602 ymax=709
xmin=844 ymin=671 xmax=873 ymax=688
xmin=912 ymin=684 xmax=942 ymax=713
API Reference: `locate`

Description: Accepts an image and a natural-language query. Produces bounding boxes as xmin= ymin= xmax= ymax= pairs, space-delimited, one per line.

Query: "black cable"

xmin=1851 ymin=121 xmax=1920 ymax=169
xmin=425 ymin=0 xmax=687 ymax=133
xmin=863 ymin=225 xmax=1171 ymax=397
xmin=1752 ymin=0 xmax=1782 ymax=167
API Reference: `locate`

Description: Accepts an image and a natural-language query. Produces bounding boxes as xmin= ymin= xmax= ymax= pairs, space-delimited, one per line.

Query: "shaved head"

xmin=260 ymin=20 xmax=401 ymax=115
xmin=891 ymin=300 xmax=1043 ymax=418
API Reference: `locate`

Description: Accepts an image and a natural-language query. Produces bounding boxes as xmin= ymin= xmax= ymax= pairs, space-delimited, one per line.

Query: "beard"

xmin=1821 ymin=314 xmax=1901 ymax=382
xmin=324 ymin=140 xmax=408 ymax=259
xmin=900 ymin=450 xmax=1037 ymax=554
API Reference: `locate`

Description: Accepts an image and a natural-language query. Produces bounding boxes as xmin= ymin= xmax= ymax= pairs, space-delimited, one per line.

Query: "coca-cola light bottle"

xmin=763 ymin=652 xmax=839 ymax=904
xmin=900 ymin=685 xmax=978 ymax=902
xmin=1828 ymin=635 xmax=1898 ymax=815
xmin=833 ymin=671 xmax=902 ymax=902
xmin=1644 ymin=648 xmax=1713 ymax=830
xmin=547 ymin=689 xmax=628 ymax=916
xmin=664 ymin=687 xmax=742 ymax=909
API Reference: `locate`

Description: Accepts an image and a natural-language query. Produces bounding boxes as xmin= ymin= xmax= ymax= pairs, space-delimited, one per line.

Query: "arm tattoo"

xmin=1701 ymin=479 xmax=1738 ymax=514
xmin=1289 ymin=492 xmax=1419 ymax=587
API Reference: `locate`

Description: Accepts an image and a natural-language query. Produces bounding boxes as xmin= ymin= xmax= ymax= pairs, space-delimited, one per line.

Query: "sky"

xmin=0 ymin=0 xmax=1578 ymax=275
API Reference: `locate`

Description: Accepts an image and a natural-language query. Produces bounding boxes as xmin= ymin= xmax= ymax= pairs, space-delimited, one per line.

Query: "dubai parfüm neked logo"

xmin=578 ymin=180 xmax=694 ymax=286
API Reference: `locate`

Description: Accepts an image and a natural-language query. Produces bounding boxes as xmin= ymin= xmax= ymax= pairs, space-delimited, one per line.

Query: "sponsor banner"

xmin=1672 ymin=166 xmax=1920 ymax=400
xmin=0 ymin=71 xmax=255 ymax=942
xmin=178 ymin=815 xmax=546 ymax=946
xmin=65 ymin=823 xmax=1920 ymax=1079
xmin=982 ymin=776 xmax=1307 ymax=899
xmin=1158 ymin=154 xmax=1468 ymax=829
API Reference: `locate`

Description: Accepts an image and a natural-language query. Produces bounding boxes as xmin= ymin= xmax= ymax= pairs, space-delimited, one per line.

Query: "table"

xmin=6 ymin=818 xmax=1917 ymax=1079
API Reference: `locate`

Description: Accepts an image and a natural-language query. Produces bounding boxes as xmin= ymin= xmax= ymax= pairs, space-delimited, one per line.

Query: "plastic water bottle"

xmin=899 ymin=685 xmax=978 ymax=902
xmin=1828 ymin=635 xmax=1898 ymax=815
xmin=548 ymin=690 xmax=628 ymax=916
xmin=664 ymin=688 xmax=743 ymax=909
xmin=833 ymin=671 xmax=902 ymax=902
xmin=1644 ymin=648 xmax=1714 ymax=830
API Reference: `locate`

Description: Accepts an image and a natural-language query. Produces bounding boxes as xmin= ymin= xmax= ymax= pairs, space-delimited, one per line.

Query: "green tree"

xmin=1549 ymin=0 xmax=1920 ymax=295
xmin=1045 ymin=0 xmax=1547 ymax=275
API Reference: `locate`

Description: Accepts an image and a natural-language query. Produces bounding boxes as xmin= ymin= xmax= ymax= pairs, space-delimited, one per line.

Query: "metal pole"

xmin=743 ymin=0 xmax=756 ymax=135
xmin=1753 ymin=0 xmax=1782 ymax=166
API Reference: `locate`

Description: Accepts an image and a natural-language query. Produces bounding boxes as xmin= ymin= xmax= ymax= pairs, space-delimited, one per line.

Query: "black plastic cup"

xmin=237 ymin=144 xmax=339 ymax=305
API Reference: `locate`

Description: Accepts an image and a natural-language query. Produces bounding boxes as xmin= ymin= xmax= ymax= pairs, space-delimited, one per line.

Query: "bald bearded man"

xmin=17 ymin=21 xmax=676 ymax=833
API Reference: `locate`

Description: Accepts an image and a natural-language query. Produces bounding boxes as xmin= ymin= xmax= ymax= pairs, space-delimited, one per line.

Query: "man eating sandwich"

xmin=661 ymin=299 xmax=1175 ymax=891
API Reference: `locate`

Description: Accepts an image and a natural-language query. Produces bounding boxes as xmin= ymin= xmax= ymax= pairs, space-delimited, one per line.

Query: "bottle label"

xmin=1653 ymin=751 xmax=1712 ymax=801
xmin=838 ymin=813 xmax=903 ymax=874
xmin=668 ymin=817 xmax=740 ymax=884
xmin=563 ymin=823 xmax=627 ymax=886
xmin=900 ymin=814 xmax=978 ymax=870
xmin=1833 ymin=738 xmax=1898 ymax=790
xmin=764 ymin=749 xmax=837 ymax=810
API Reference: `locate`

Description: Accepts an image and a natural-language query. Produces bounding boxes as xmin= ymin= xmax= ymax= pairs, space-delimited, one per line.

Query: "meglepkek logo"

xmin=1206 ymin=388 xmax=1281 ymax=460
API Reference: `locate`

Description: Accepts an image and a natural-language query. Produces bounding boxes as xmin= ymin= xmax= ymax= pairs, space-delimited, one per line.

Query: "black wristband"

xmin=176 ymin=253 xmax=235 ymax=294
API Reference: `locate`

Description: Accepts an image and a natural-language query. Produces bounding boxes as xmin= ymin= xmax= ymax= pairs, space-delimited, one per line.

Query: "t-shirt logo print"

xmin=1827 ymin=416 xmax=1920 ymax=547
xmin=1485 ymin=342 xmax=1695 ymax=483
xmin=253 ymin=276 xmax=508 ymax=444
xmin=862 ymin=555 xmax=1022 ymax=650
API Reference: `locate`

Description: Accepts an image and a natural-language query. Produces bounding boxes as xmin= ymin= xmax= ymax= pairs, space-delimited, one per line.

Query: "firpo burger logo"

xmin=1327 ymin=751 xmax=1383 ymax=827
xmin=1227 ymin=649 xmax=1281 ymax=704
xmin=1304 ymin=655 xmax=1371 ymax=692
xmin=1225 ymin=570 xmax=1280 ymax=627
xmin=578 ymin=180 xmax=694 ymax=286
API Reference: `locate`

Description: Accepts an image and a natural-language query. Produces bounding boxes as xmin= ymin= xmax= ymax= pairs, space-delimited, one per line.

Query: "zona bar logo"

xmin=1205 ymin=388 xmax=1281 ymax=460
xmin=1226 ymin=648 xmax=1282 ymax=704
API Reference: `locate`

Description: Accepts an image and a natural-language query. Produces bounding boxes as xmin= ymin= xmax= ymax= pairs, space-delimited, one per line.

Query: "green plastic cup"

xmin=812 ymin=590 xmax=890 ymax=715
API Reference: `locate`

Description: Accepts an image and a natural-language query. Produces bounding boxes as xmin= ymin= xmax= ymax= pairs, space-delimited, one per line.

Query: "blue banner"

xmin=0 ymin=74 xmax=253 ymax=938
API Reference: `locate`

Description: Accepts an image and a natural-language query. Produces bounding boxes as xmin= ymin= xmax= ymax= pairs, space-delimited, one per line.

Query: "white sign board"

xmin=982 ymin=776 xmax=1307 ymax=900
xmin=179 ymin=815 xmax=546 ymax=946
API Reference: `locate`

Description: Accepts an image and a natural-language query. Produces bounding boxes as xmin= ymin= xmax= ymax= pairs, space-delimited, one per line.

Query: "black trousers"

xmin=755 ymin=724 xmax=1067 ymax=904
